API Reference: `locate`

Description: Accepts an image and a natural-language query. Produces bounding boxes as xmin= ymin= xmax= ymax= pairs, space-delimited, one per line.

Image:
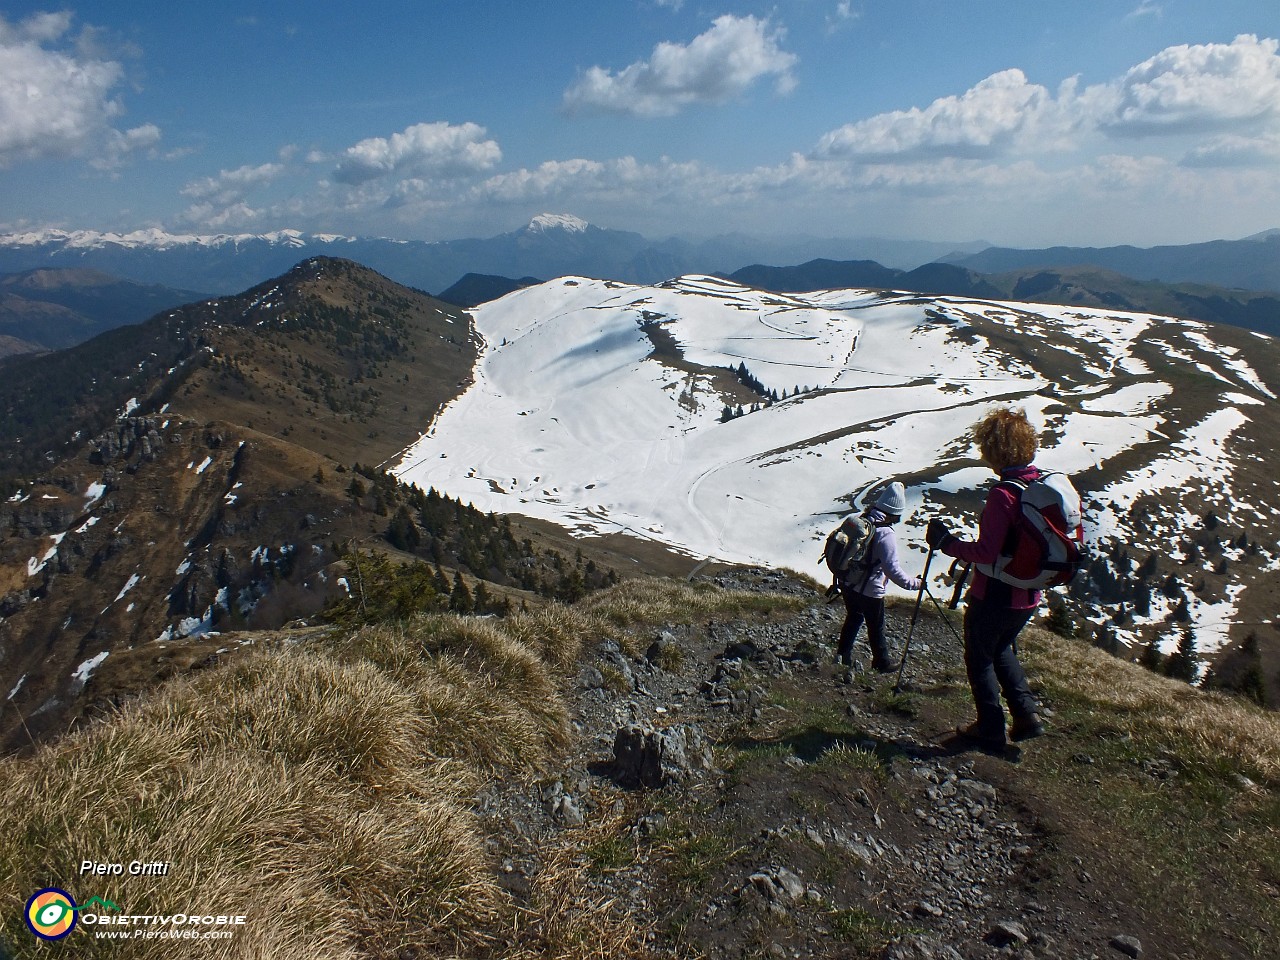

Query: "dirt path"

xmin=478 ymin=570 xmax=1209 ymax=960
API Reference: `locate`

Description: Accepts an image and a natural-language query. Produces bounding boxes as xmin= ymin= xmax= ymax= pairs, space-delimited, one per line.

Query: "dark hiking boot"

xmin=1010 ymin=713 xmax=1045 ymax=742
xmin=953 ymin=721 xmax=1008 ymax=753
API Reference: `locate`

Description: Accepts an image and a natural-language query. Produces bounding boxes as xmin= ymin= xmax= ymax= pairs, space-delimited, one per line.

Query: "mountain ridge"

xmin=722 ymin=259 xmax=1280 ymax=336
xmin=0 ymin=218 xmax=988 ymax=297
xmin=0 ymin=267 xmax=206 ymax=357
xmin=945 ymin=232 xmax=1280 ymax=293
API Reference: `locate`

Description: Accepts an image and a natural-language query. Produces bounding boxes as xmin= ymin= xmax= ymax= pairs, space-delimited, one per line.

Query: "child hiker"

xmin=838 ymin=481 xmax=923 ymax=674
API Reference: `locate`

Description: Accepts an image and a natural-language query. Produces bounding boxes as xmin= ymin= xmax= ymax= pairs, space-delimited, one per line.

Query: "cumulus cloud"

xmin=181 ymin=162 xmax=286 ymax=204
xmin=1099 ymin=34 xmax=1280 ymax=136
xmin=180 ymin=201 xmax=262 ymax=231
xmin=814 ymin=69 xmax=1078 ymax=161
xmin=1180 ymin=133 xmax=1280 ymax=167
xmin=91 ymin=123 xmax=161 ymax=171
xmin=0 ymin=11 xmax=130 ymax=166
xmin=177 ymin=162 xmax=287 ymax=228
xmin=563 ymin=15 xmax=797 ymax=117
xmin=332 ymin=121 xmax=501 ymax=185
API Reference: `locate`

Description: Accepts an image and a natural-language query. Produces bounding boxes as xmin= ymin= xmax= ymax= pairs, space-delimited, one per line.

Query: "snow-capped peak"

xmin=525 ymin=213 xmax=589 ymax=235
xmin=0 ymin=227 xmax=349 ymax=251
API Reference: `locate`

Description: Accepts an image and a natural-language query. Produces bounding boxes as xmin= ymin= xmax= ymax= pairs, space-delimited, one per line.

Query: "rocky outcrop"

xmin=609 ymin=721 xmax=715 ymax=788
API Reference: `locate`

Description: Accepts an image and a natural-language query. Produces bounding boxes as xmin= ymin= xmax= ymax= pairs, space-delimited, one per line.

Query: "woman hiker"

xmin=837 ymin=481 xmax=923 ymax=675
xmin=926 ymin=406 xmax=1046 ymax=752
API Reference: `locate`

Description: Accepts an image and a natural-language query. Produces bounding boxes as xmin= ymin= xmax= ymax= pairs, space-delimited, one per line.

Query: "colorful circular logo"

xmin=25 ymin=888 xmax=78 ymax=940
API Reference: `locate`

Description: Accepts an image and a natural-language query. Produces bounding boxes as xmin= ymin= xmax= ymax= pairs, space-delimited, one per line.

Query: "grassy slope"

xmin=1 ymin=579 xmax=1275 ymax=959
xmin=0 ymin=580 xmax=795 ymax=959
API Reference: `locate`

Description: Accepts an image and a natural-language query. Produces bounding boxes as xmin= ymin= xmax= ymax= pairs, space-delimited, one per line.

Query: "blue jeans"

xmin=964 ymin=598 xmax=1038 ymax=740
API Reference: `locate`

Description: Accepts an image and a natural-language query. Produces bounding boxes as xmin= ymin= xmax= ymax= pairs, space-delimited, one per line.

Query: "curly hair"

xmin=972 ymin=406 xmax=1037 ymax=471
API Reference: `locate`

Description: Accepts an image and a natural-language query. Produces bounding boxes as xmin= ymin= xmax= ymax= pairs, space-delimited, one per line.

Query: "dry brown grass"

xmin=335 ymin=617 xmax=570 ymax=769
xmin=1027 ymin=625 xmax=1280 ymax=786
xmin=0 ymin=737 xmax=499 ymax=959
xmin=0 ymin=576 xmax=807 ymax=958
xmin=497 ymin=810 xmax=659 ymax=960
xmin=0 ymin=620 xmax=550 ymax=958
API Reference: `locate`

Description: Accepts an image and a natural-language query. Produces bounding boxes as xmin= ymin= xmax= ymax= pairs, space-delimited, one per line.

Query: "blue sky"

xmin=3 ymin=1 xmax=1280 ymax=247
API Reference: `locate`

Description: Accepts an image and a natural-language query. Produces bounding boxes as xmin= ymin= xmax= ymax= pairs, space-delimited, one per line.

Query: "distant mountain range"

xmin=945 ymin=229 xmax=1280 ymax=293
xmin=722 ymin=260 xmax=1280 ymax=336
xmin=437 ymin=273 xmax=542 ymax=308
xmin=0 ymin=268 xmax=205 ymax=358
xmin=0 ymin=217 xmax=986 ymax=297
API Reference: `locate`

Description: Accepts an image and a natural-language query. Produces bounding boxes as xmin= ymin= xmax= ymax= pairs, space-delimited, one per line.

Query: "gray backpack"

xmin=821 ymin=514 xmax=880 ymax=590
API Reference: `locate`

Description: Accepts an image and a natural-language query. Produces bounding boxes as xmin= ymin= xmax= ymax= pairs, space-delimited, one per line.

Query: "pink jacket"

xmin=941 ymin=465 xmax=1044 ymax=610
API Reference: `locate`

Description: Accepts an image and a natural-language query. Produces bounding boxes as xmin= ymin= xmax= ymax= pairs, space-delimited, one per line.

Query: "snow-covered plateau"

xmin=395 ymin=275 xmax=1279 ymax=656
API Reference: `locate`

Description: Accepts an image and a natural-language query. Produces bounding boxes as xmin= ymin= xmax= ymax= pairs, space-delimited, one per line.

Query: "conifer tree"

xmin=449 ymin=572 xmax=473 ymax=613
xmin=1045 ymin=598 xmax=1076 ymax=638
xmin=1164 ymin=626 xmax=1199 ymax=683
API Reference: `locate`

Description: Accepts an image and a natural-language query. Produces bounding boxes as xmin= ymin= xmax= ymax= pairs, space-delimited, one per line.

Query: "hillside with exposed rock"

xmin=0 ymin=259 xmax=660 ymax=751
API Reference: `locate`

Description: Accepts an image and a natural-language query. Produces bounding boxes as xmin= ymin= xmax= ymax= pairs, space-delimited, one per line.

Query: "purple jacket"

xmin=852 ymin=509 xmax=923 ymax=598
xmin=941 ymin=464 xmax=1044 ymax=610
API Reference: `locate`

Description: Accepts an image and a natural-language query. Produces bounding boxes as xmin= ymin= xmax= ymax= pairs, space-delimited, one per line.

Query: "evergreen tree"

xmin=449 ymin=572 xmax=473 ymax=613
xmin=1164 ymin=626 xmax=1199 ymax=683
xmin=1044 ymin=599 xmax=1076 ymax=638
xmin=473 ymin=580 xmax=492 ymax=614
xmin=386 ymin=505 xmax=420 ymax=552
xmin=1136 ymin=553 xmax=1158 ymax=580
xmin=1093 ymin=625 xmax=1120 ymax=656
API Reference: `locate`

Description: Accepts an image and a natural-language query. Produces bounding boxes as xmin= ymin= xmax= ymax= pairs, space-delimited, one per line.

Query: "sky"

xmin=4 ymin=1 xmax=1280 ymax=248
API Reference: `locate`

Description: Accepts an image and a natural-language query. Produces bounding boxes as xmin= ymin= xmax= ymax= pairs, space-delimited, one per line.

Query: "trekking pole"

xmin=893 ymin=543 xmax=936 ymax=695
xmin=947 ymin=561 xmax=971 ymax=609
xmin=923 ymin=584 xmax=966 ymax=647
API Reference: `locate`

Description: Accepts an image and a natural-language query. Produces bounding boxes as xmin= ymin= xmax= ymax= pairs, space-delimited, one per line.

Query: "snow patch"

xmin=72 ymin=652 xmax=109 ymax=686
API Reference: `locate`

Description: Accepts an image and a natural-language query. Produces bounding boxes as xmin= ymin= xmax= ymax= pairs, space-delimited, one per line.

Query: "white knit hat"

xmin=871 ymin=481 xmax=907 ymax=517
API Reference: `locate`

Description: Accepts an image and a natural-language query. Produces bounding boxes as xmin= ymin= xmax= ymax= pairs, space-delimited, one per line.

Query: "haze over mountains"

xmin=946 ymin=230 xmax=1280 ymax=293
xmin=0 ymin=216 xmax=986 ymax=298
xmin=4 ymin=214 xmax=1280 ymax=340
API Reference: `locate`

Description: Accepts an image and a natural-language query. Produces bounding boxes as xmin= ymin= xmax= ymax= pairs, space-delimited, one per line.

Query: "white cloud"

xmin=826 ymin=2 xmax=860 ymax=35
xmin=178 ymin=162 xmax=286 ymax=226
xmin=814 ymin=69 xmax=1078 ymax=161
xmin=181 ymin=162 xmax=286 ymax=204
xmin=180 ymin=201 xmax=262 ymax=231
xmin=91 ymin=123 xmax=161 ymax=171
xmin=1180 ymin=133 xmax=1280 ymax=167
xmin=0 ymin=11 xmax=130 ymax=167
xmin=332 ymin=121 xmax=501 ymax=185
xmin=563 ymin=15 xmax=797 ymax=117
xmin=1100 ymin=34 xmax=1280 ymax=136
xmin=1126 ymin=1 xmax=1162 ymax=21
